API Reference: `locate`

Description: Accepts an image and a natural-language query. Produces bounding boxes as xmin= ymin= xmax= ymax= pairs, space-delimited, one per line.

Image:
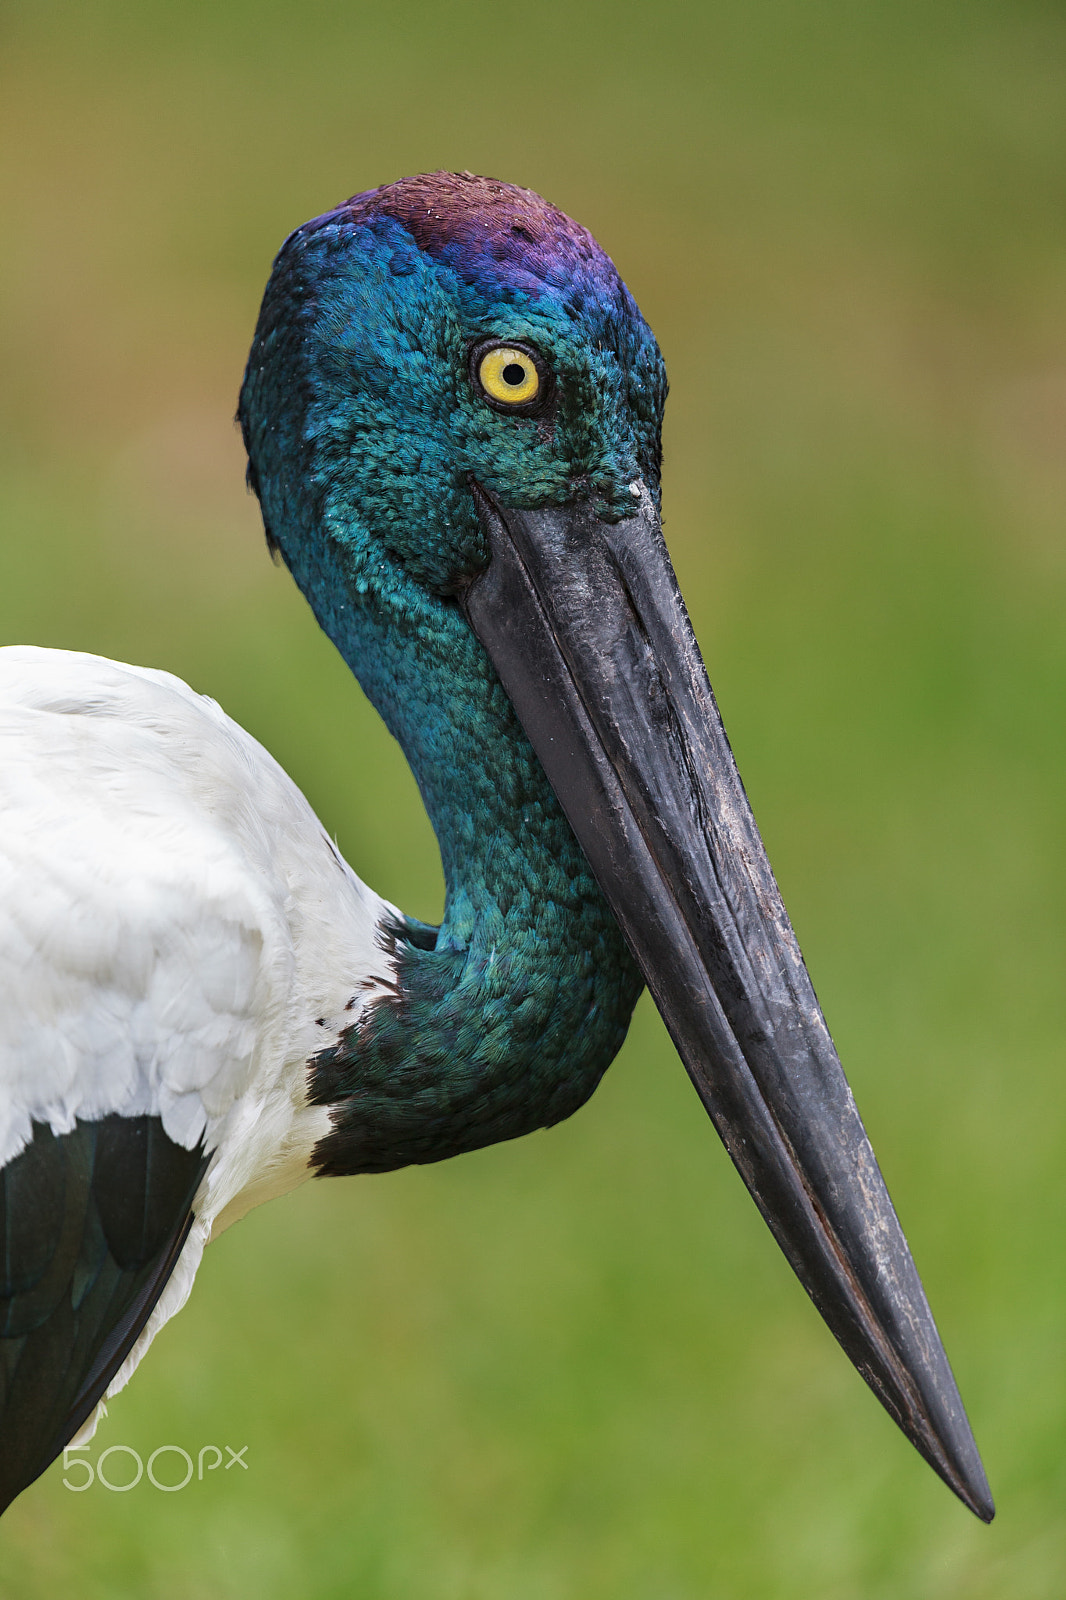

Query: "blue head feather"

xmin=239 ymin=172 xmax=666 ymax=1174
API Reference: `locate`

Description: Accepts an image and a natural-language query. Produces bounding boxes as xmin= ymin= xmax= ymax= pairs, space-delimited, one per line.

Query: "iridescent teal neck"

xmin=235 ymin=185 xmax=662 ymax=1176
xmin=287 ymin=525 xmax=643 ymax=1177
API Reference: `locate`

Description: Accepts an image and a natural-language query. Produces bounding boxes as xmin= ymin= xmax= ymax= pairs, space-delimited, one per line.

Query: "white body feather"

xmin=0 ymin=646 xmax=398 ymax=1429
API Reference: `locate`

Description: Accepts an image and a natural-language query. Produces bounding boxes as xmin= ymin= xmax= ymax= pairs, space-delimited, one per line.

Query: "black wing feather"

xmin=0 ymin=1116 xmax=208 ymax=1513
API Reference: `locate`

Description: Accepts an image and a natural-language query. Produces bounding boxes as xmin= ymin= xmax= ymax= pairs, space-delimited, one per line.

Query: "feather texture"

xmin=0 ymin=1116 xmax=207 ymax=1510
xmin=0 ymin=647 xmax=399 ymax=1438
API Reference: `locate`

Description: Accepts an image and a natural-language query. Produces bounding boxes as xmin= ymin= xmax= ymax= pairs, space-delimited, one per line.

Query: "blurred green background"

xmin=1 ymin=1 xmax=1064 ymax=1594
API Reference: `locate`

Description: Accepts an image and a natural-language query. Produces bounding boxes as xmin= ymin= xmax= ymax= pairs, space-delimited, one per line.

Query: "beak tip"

xmin=958 ymin=1458 xmax=996 ymax=1524
xmin=924 ymin=1419 xmax=995 ymax=1523
xmin=960 ymin=1474 xmax=996 ymax=1525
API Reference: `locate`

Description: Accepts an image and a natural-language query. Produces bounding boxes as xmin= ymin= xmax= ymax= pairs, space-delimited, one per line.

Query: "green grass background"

xmin=1 ymin=1 xmax=1063 ymax=1594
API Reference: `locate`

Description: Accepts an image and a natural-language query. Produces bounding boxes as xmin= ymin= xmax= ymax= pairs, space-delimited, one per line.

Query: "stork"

xmin=0 ymin=172 xmax=993 ymax=1521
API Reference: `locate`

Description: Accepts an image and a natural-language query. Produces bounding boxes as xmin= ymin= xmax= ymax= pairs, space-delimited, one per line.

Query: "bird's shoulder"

xmin=0 ymin=646 xmax=398 ymax=1178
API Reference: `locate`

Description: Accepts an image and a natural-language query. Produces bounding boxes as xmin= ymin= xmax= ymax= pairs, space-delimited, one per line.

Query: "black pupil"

xmin=502 ymin=362 xmax=526 ymax=387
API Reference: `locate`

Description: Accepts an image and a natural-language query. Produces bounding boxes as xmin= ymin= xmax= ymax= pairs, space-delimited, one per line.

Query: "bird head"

xmin=240 ymin=171 xmax=665 ymax=601
xmin=239 ymin=173 xmax=992 ymax=1524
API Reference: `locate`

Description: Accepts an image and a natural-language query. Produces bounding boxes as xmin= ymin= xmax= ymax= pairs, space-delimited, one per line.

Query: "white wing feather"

xmin=0 ymin=646 xmax=398 ymax=1423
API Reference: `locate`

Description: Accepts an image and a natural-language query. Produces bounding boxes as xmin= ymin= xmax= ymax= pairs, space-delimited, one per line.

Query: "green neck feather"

xmin=298 ymin=530 xmax=643 ymax=1177
xmin=236 ymin=208 xmax=657 ymax=1176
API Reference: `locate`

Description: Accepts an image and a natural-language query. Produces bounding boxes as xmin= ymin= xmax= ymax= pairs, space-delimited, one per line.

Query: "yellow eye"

xmin=476 ymin=344 xmax=542 ymax=408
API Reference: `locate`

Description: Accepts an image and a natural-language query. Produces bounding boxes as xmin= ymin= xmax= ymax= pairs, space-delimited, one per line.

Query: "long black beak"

xmin=461 ymin=481 xmax=993 ymax=1522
